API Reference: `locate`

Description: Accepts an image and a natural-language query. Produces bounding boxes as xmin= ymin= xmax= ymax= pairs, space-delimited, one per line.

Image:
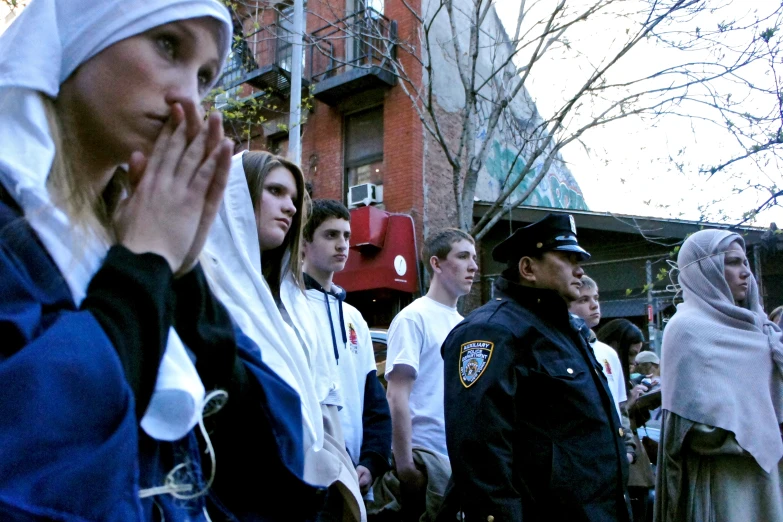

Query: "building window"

xmin=354 ymin=0 xmax=384 ymax=15
xmin=345 ymin=105 xmax=384 ymax=201
xmin=351 ymin=0 xmax=385 ymax=66
xmin=268 ymin=135 xmax=289 ymax=157
xmin=216 ymin=35 xmax=256 ymax=105
xmin=276 ymin=4 xmax=294 ymax=72
xmin=276 ymin=2 xmax=307 ymax=73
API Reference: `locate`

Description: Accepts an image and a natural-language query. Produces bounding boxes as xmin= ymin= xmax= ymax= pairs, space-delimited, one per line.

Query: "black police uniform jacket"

xmin=439 ymin=277 xmax=631 ymax=522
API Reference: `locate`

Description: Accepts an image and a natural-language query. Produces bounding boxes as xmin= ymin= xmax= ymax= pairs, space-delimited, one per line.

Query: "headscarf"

xmin=201 ymin=153 xmax=366 ymax=516
xmin=0 ymin=0 xmax=232 ymax=442
xmin=661 ymin=229 xmax=783 ymax=472
xmin=201 ymin=151 xmax=340 ymax=453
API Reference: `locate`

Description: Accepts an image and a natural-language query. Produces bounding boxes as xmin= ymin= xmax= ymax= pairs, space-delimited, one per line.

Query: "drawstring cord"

xmin=338 ymin=298 xmax=347 ymax=344
xmin=324 ymin=292 xmax=340 ymax=364
xmin=138 ymin=389 xmax=228 ymax=501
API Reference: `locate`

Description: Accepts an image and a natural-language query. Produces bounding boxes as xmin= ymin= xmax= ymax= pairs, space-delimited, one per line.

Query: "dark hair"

xmin=242 ymin=151 xmax=309 ymax=292
xmin=596 ymin=318 xmax=644 ymax=392
xmin=303 ymin=199 xmax=350 ymax=243
xmin=422 ymin=228 xmax=474 ymax=275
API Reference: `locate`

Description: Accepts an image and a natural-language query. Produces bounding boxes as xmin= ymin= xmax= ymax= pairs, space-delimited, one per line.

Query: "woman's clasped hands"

xmin=114 ymin=98 xmax=233 ymax=277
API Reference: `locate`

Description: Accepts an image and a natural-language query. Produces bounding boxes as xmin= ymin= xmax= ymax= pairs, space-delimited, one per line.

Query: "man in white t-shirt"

xmin=302 ymin=199 xmax=392 ymax=506
xmin=384 ymin=228 xmax=477 ymax=520
xmin=568 ymin=274 xmax=636 ymax=464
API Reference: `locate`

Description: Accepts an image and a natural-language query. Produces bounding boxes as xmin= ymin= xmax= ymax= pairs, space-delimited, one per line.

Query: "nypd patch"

xmin=459 ymin=340 xmax=494 ymax=388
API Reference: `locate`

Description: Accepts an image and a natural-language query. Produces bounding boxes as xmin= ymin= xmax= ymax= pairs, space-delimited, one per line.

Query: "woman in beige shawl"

xmin=654 ymin=229 xmax=783 ymax=521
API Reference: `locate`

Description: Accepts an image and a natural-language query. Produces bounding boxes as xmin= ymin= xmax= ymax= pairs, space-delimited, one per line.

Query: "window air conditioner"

xmin=348 ymin=183 xmax=383 ymax=208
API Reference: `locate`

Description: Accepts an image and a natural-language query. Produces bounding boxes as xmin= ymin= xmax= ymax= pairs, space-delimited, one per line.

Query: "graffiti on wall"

xmin=476 ymin=140 xmax=589 ymax=211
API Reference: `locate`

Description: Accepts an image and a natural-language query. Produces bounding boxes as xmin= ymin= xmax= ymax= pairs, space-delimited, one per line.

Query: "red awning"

xmin=333 ymin=206 xmax=419 ymax=294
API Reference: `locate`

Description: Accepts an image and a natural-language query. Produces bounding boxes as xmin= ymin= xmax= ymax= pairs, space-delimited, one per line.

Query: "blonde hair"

xmin=44 ymin=93 xmax=124 ymax=244
xmin=242 ymin=151 xmax=309 ymax=292
xmin=579 ymin=274 xmax=598 ymax=291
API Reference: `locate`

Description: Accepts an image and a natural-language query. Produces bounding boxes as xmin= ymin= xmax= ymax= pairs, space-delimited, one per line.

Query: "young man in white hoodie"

xmin=302 ymin=199 xmax=392 ymax=498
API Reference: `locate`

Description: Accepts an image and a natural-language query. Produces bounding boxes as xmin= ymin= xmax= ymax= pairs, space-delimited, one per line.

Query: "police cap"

xmin=492 ymin=213 xmax=591 ymax=263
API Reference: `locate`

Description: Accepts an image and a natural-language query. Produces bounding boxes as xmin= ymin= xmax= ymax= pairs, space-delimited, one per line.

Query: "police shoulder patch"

xmin=459 ymin=340 xmax=494 ymax=388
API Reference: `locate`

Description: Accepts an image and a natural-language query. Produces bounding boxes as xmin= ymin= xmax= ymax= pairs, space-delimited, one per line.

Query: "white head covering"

xmin=201 ymin=151 xmax=341 ymax=453
xmin=661 ymin=229 xmax=783 ymax=472
xmin=202 ymin=153 xmax=364 ymax=515
xmin=0 ymin=0 xmax=232 ymax=441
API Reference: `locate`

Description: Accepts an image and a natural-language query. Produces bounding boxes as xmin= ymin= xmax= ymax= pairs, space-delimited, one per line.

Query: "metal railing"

xmin=216 ymin=37 xmax=258 ymax=92
xmin=216 ymin=22 xmax=303 ymax=92
xmin=309 ymin=8 xmax=397 ymax=82
xmin=216 ymin=8 xmax=397 ymax=93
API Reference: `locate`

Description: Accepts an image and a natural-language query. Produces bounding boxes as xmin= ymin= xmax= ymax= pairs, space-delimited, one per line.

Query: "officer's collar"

xmin=494 ymin=276 xmax=571 ymax=318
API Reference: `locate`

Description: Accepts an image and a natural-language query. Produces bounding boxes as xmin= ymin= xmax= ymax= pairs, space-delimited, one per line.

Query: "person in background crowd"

xmin=439 ymin=213 xmax=630 ymax=522
xmin=0 ymin=1 xmax=313 ymax=520
xmin=202 ymin=151 xmax=365 ymax=521
xmin=598 ymin=320 xmax=648 ymax=407
xmin=301 ymin=199 xmax=392 ymax=497
xmin=654 ymin=229 xmax=783 ymax=522
xmin=370 ymin=229 xmax=477 ymax=521
xmin=634 ymin=351 xmax=660 ymax=383
xmin=598 ymin=319 xmax=657 ymax=522
xmin=568 ymin=275 xmax=636 ymax=465
xmin=769 ymin=304 xmax=783 ymax=326
xmin=634 ymin=351 xmax=662 ymax=425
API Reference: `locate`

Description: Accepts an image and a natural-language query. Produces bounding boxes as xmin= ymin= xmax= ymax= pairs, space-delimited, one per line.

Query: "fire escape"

xmin=308 ymin=7 xmax=397 ymax=106
xmin=214 ymin=4 xmax=397 ymax=139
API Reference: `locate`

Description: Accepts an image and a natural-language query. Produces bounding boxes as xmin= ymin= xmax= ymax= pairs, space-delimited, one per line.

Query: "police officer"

xmin=438 ymin=213 xmax=631 ymax=522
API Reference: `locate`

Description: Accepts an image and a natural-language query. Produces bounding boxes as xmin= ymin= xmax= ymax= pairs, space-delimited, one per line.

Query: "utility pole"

xmin=287 ymin=0 xmax=304 ymax=165
xmin=646 ymin=259 xmax=657 ymax=354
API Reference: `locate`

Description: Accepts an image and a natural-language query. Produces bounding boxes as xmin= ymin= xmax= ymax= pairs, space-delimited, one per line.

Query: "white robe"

xmin=202 ymin=151 xmax=365 ymax=520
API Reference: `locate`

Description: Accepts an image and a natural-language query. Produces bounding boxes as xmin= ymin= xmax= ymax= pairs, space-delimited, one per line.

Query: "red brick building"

xmin=217 ymin=0 xmax=589 ymax=326
xmin=219 ymin=0 xmax=439 ymax=325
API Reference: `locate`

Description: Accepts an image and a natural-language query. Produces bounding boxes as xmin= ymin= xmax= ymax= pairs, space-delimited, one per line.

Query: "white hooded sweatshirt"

xmin=202 ymin=152 xmax=365 ymax=520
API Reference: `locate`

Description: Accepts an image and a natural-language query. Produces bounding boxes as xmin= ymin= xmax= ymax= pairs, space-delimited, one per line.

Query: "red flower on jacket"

xmin=348 ymin=323 xmax=358 ymax=353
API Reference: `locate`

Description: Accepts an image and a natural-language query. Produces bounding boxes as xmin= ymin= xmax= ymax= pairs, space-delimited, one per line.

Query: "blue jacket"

xmin=439 ymin=277 xmax=631 ymax=522
xmin=0 ymin=194 xmax=320 ymax=521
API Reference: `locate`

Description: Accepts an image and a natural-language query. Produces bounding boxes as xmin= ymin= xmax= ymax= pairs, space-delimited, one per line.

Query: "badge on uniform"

xmin=459 ymin=340 xmax=494 ymax=388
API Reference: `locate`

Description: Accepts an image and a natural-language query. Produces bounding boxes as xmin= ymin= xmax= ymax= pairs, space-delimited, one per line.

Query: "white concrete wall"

xmin=421 ymin=0 xmax=588 ymax=211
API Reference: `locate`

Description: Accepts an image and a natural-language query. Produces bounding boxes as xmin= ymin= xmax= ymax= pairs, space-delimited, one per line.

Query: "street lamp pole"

xmin=287 ymin=0 xmax=304 ymax=165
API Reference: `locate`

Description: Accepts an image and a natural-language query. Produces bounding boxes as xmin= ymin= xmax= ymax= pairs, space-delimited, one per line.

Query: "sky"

xmin=4 ymin=0 xmax=781 ymax=226
xmin=494 ymin=0 xmax=783 ymax=227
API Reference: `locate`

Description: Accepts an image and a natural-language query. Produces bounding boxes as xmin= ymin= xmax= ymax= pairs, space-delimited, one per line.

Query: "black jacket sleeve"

xmin=358 ymin=370 xmax=392 ymax=478
xmin=442 ymin=322 xmax=522 ymax=522
xmin=81 ymin=245 xmax=174 ymax=418
xmin=206 ymin=328 xmax=328 ymax=521
xmin=170 ymin=264 xmax=241 ymax=392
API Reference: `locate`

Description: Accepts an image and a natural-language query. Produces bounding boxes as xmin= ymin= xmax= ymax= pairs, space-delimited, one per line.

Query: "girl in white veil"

xmin=0 ymin=0 xmax=286 ymax=519
xmin=203 ymin=150 xmax=366 ymax=521
xmin=0 ymin=1 xmax=322 ymax=520
xmin=654 ymin=229 xmax=783 ymax=522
